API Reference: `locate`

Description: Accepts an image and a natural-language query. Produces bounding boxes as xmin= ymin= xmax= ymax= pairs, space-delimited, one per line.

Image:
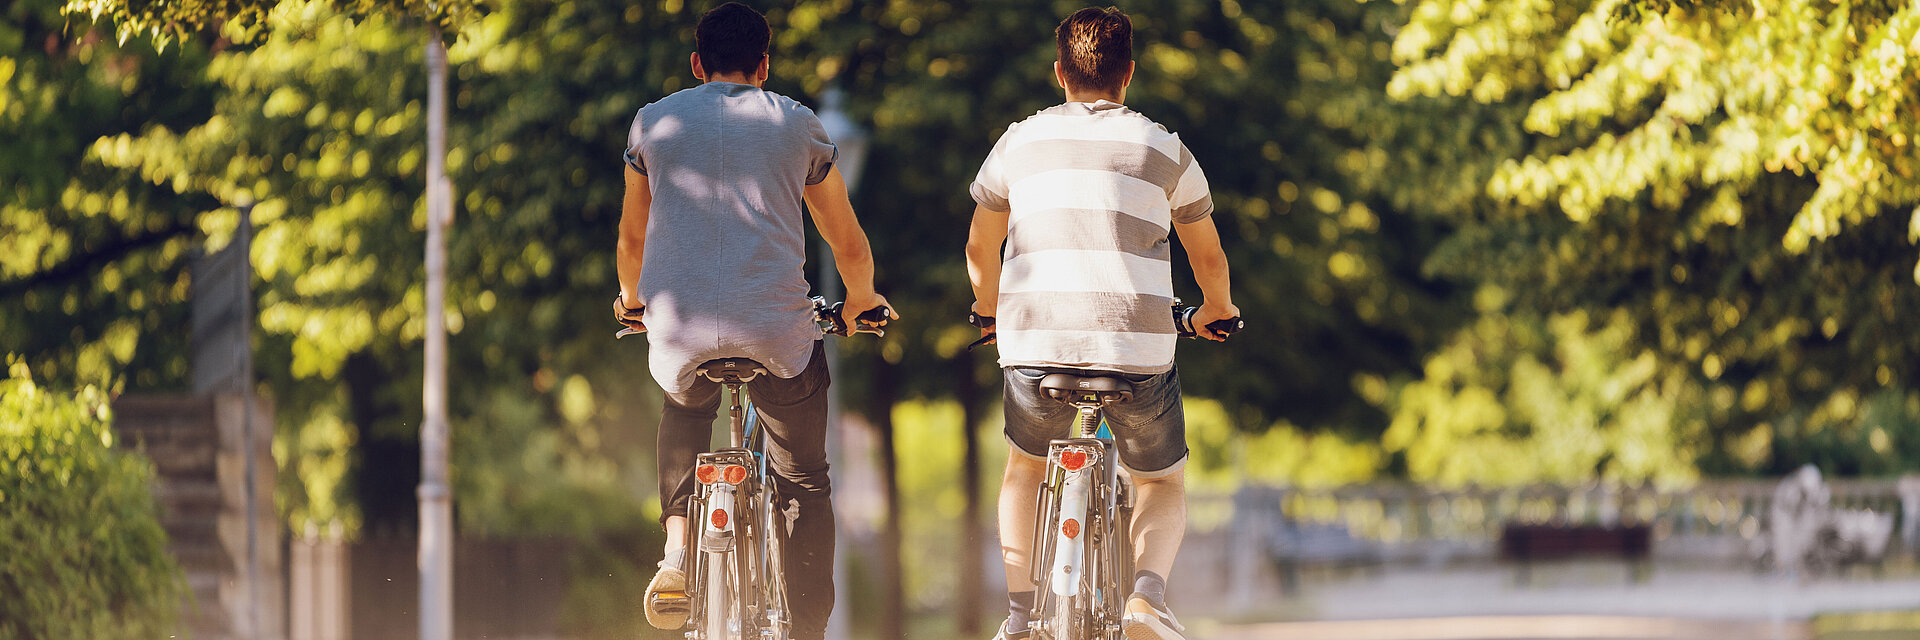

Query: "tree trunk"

xmin=957 ymin=349 xmax=985 ymax=635
xmin=870 ymin=354 xmax=905 ymax=639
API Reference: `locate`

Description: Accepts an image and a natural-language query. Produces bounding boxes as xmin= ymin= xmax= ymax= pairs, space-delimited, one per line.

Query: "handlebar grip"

xmin=855 ymin=307 xmax=892 ymax=325
xmin=1208 ymin=317 xmax=1244 ymax=336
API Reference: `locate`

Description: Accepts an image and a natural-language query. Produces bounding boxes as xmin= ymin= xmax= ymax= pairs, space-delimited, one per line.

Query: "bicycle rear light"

xmin=1062 ymin=518 xmax=1081 ymax=540
xmin=1054 ymin=447 xmax=1100 ymax=472
xmin=723 ymin=464 xmax=749 ymax=485
xmin=696 ymin=464 xmax=721 ymax=484
xmin=711 ymin=508 xmax=729 ymax=530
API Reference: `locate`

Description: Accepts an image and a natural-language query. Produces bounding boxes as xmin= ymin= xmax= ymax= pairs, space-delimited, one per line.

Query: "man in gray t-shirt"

xmin=613 ymin=4 xmax=892 ymax=637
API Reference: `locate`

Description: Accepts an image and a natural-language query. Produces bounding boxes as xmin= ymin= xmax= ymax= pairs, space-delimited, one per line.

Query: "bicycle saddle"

xmin=697 ymin=358 xmax=770 ymax=384
xmin=1038 ymin=373 xmax=1135 ymax=404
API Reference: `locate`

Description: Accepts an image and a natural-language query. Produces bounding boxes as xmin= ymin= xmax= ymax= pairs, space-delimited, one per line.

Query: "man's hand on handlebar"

xmin=1191 ymin=301 xmax=1241 ymax=342
xmin=613 ymin=293 xmax=645 ymax=338
xmin=843 ymin=291 xmax=897 ymax=333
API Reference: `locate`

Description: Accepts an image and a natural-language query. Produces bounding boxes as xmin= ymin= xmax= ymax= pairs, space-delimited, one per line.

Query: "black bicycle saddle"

xmin=1038 ymin=373 xmax=1135 ymax=404
xmin=697 ymin=358 xmax=770 ymax=384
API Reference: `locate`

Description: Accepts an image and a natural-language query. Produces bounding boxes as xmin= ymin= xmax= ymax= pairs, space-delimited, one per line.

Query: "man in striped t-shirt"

xmin=964 ymin=7 xmax=1238 ymax=640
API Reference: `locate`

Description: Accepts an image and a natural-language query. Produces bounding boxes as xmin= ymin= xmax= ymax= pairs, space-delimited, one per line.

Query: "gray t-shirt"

xmin=623 ymin=81 xmax=838 ymax=394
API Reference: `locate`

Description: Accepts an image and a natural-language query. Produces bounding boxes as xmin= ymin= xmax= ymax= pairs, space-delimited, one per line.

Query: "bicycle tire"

xmin=705 ymin=548 xmax=735 ymax=639
xmin=757 ymin=477 xmax=791 ymax=639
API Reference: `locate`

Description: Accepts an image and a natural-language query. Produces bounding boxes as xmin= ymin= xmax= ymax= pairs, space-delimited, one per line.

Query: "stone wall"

xmin=115 ymin=393 xmax=283 ymax=640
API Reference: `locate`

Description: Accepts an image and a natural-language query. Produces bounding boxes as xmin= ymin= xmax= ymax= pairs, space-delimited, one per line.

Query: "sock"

xmin=1132 ymin=570 xmax=1167 ymax=609
xmin=1005 ymin=591 xmax=1036 ymax=635
xmin=659 ymin=547 xmax=685 ymax=571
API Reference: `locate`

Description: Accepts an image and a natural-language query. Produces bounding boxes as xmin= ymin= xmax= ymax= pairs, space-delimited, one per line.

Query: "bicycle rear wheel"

xmin=704 ymin=549 xmax=734 ymax=639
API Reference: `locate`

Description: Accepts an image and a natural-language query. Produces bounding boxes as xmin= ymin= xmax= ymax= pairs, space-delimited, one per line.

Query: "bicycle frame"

xmin=684 ymin=375 xmax=788 ymax=640
xmin=1029 ymin=393 xmax=1134 ymax=640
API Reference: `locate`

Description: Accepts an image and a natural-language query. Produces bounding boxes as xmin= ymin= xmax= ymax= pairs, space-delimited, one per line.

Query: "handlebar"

xmin=613 ymin=294 xmax=891 ymax=339
xmin=812 ymin=296 xmax=891 ymax=337
xmin=966 ymin=299 xmax=1241 ymax=350
xmin=1172 ymin=302 xmax=1244 ymax=339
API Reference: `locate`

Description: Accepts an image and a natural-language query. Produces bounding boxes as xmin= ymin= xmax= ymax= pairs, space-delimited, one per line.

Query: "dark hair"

xmin=1055 ymin=7 xmax=1133 ymax=94
xmin=696 ymin=2 xmax=770 ymax=77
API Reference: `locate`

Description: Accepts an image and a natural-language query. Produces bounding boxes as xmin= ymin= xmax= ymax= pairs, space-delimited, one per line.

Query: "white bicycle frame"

xmin=1031 ymin=399 xmax=1133 ymax=640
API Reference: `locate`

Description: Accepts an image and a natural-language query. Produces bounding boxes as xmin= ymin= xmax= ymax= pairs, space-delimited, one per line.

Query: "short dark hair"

xmin=696 ymin=2 xmax=770 ymax=77
xmin=1055 ymin=7 xmax=1133 ymax=94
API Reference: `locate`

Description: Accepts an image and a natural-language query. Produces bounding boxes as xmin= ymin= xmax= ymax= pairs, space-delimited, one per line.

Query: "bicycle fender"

xmin=1048 ymin=469 xmax=1093 ymax=597
xmin=701 ymin=485 xmax=737 ymax=552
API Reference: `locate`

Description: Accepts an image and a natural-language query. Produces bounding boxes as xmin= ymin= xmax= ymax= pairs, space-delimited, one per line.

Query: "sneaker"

xmin=1121 ymin=594 xmax=1186 ymax=640
xmin=643 ymin=551 xmax=690 ymax=629
xmin=992 ymin=617 xmax=1032 ymax=640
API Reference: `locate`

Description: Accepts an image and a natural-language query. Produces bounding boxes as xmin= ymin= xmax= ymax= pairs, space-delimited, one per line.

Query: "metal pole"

xmin=239 ymin=203 xmax=263 ymax=639
xmin=418 ymin=30 xmax=454 ymax=640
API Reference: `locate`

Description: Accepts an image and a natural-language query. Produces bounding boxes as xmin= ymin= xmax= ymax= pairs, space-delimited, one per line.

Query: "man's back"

xmin=625 ymin=81 xmax=838 ymax=394
xmin=970 ymin=100 xmax=1213 ymax=375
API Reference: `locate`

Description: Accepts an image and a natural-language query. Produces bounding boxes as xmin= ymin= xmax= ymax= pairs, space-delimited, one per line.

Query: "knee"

xmin=772 ymin=464 xmax=832 ymax=497
xmin=1130 ymin=468 xmax=1185 ymax=489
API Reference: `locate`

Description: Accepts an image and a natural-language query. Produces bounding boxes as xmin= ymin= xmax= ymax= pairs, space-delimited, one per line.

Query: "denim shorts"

xmin=1002 ymin=366 xmax=1188 ymax=478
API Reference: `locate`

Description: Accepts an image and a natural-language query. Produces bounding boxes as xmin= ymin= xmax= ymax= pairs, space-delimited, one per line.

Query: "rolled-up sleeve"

xmin=622 ymin=108 xmax=647 ymax=175
xmin=803 ymin=112 xmax=838 ymax=185
xmin=969 ymin=133 xmax=1012 ymax=212
xmin=1169 ymin=141 xmax=1212 ymax=224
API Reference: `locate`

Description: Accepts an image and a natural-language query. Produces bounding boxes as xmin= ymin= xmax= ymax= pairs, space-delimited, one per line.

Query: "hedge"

xmin=0 ymin=365 xmax=182 ymax=639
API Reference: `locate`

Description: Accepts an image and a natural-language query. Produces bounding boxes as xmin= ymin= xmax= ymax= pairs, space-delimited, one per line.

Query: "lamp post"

xmin=813 ymin=87 xmax=865 ymax=640
xmin=418 ymin=30 xmax=454 ymax=640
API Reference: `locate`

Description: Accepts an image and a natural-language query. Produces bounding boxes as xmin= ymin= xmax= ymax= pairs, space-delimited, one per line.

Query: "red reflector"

xmin=711 ymin=509 xmax=729 ymax=530
xmin=695 ymin=464 xmax=720 ymax=484
xmin=1059 ymin=450 xmax=1089 ymax=472
xmin=723 ymin=464 xmax=748 ymax=485
xmin=1062 ymin=518 xmax=1080 ymax=539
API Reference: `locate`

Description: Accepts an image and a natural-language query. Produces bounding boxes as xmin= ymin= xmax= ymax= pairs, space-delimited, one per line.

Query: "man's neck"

xmin=1063 ymin=90 xmax=1123 ymax=105
xmin=705 ymin=72 xmax=761 ymax=87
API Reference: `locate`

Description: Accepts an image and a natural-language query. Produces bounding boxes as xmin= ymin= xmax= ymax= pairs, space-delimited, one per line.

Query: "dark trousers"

xmin=658 ymin=340 xmax=834 ymax=639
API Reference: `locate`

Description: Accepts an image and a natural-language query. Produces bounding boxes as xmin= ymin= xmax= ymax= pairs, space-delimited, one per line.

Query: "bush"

xmin=0 ymin=363 xmax=182 ymax=639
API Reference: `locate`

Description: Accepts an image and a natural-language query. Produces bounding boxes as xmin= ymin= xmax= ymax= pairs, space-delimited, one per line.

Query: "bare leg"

xmin=1129 ymin=469 xmax=1186 ymax=583
xmin=663 ymin=515 xmax=687 ymax=557
xmin=998 ymin=448 xmax=1048 ymax=591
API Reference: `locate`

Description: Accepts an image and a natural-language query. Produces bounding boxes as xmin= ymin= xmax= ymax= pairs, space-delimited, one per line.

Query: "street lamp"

xmin=813 ymin=86 xmax=866 ymax=640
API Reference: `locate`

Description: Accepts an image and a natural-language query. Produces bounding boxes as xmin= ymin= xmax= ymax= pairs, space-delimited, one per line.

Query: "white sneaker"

xmin=643 ymin=549 xmax=690 ymax=629
xmin=1121 ymin=595 xmax=1186 ymax=640
xmin=991 ymin=617 xmax=1032 ymax=640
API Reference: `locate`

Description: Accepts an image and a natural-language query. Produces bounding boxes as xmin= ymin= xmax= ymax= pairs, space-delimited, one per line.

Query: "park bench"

xmin=1500 ymin=522 xmax=1652 ymax=584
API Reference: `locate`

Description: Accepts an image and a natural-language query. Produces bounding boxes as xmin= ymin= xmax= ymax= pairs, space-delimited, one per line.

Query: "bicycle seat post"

xmin=696 ymin=358 xmax=768 ymax=450
xmin=727 ymin=382 xmax=747 ymax=449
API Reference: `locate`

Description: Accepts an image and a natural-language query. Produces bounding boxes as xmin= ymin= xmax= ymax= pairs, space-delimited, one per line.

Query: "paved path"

xmin=1191 ymin=563 xmax=1920 ymax=640
xmin=1202 ymin=616 xmax=1806 ymax=640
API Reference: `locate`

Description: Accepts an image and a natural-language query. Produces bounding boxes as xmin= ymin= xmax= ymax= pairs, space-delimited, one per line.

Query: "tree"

xmin=1380 ymin=0 xmax=1920 ymax=473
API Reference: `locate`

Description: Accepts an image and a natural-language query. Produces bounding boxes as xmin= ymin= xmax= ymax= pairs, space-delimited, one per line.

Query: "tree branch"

xmin=0 ymin=220 xmax=196 ymax=298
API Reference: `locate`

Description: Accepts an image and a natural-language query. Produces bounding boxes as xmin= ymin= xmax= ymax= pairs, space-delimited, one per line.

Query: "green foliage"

xmin=63 ymin=0 xmax=483 ymax=49
xmin=1384 ymin=289 xmax=1707 ymax=486
xmin=0 ymin=0 xmax=212 ymax=394
xmin=1381 ymin=0 xmax=1920 ymax=474
xmin=0 ymin=360 xmax=183 ymax=639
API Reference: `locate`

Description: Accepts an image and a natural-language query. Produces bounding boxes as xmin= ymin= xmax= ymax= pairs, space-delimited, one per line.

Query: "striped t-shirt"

xmin=969 ymin=100 xmax=1213 ymax=374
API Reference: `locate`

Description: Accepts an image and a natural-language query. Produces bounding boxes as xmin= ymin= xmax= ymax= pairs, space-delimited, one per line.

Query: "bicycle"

xmin=619 ymin=296 xmax=886 ymax=640
xmin=971 ymin=300 xmax=1240 ymax=640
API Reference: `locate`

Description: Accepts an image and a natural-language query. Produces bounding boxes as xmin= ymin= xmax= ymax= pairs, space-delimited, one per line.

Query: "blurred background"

xmin=4 ymin=0 xmax=1919 ymax=638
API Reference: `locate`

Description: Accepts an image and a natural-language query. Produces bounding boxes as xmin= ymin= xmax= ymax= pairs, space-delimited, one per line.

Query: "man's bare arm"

xmin=803 ymin=165 xmax=893 ymax=322
xmin=617 ymin=164 xmax=651 ymax=308
xmin=964 ymin=203 xmax=1011 ymax=331
xmin=1172 ymin=216 xmax=1239 ymax=341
